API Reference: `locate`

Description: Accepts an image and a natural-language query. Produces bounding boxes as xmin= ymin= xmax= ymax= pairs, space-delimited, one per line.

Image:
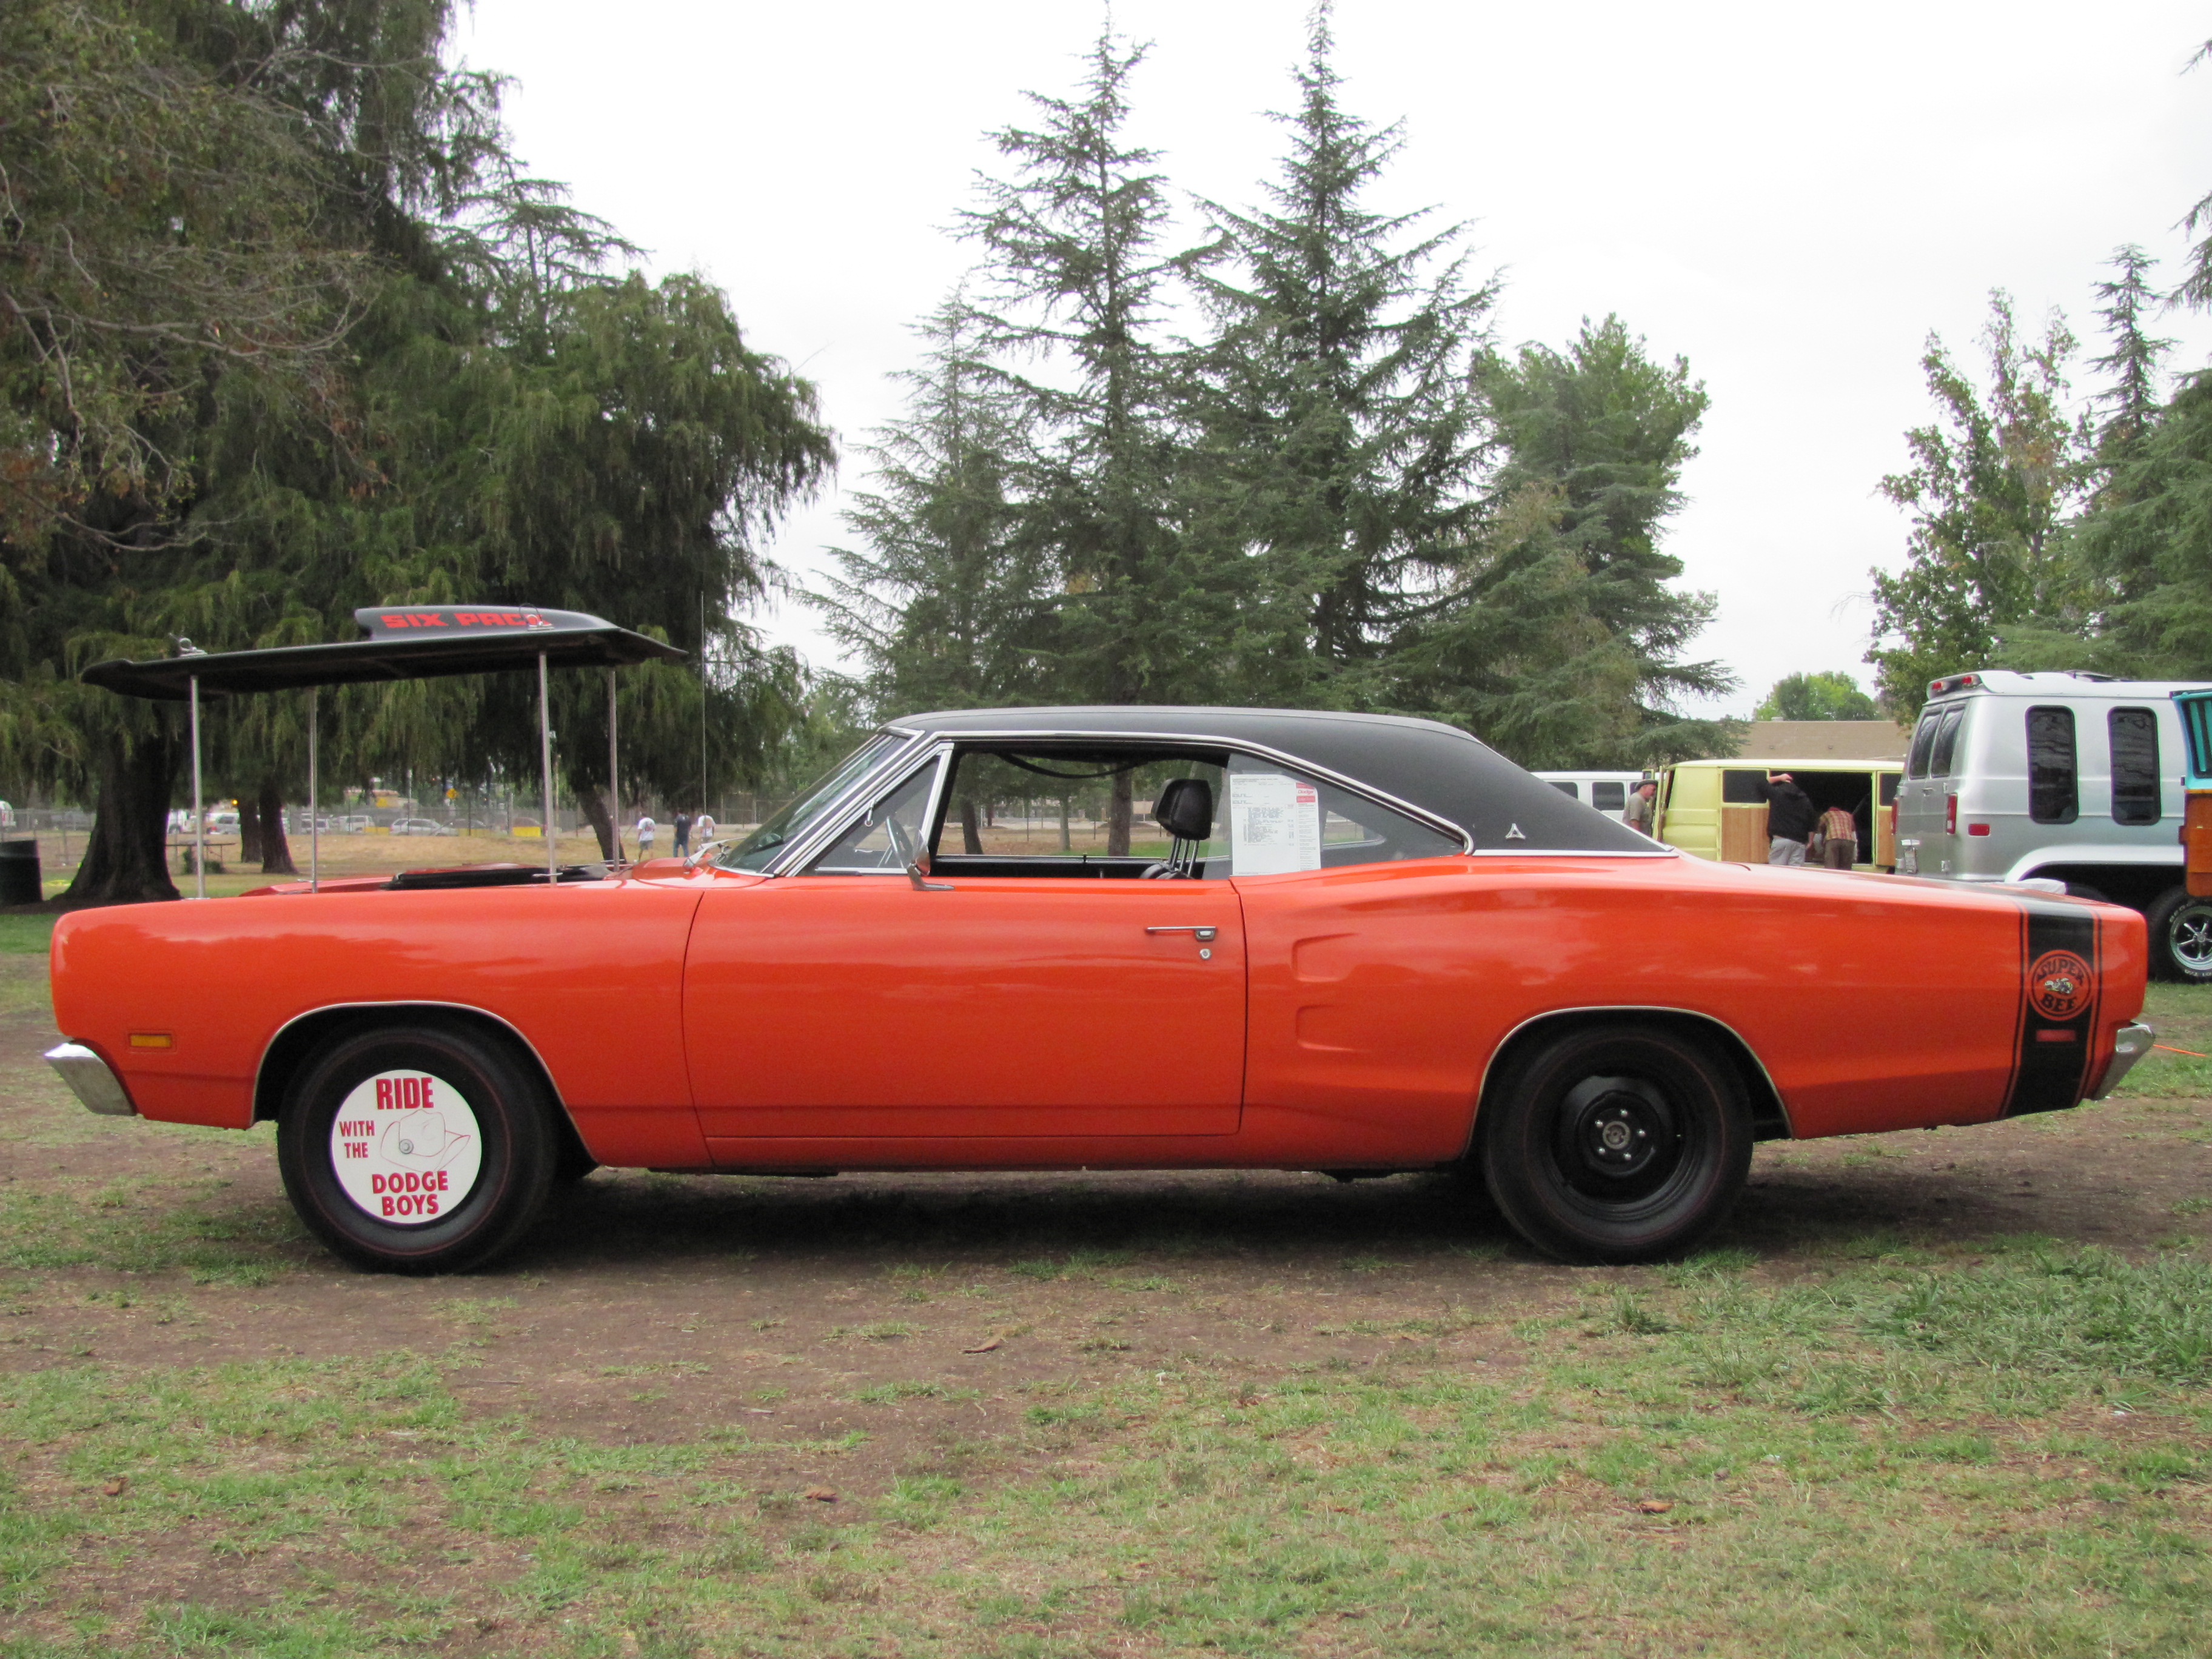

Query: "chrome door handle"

xmin=1145 ymin=925 xmax=1217 ymax=941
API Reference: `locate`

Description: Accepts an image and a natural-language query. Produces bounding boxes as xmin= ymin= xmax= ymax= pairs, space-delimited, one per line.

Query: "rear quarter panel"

xmin=1234 ymin=854 xmax=2140 ymax=1161
xmin=49 ymin=881 xmax=708 ymax=1165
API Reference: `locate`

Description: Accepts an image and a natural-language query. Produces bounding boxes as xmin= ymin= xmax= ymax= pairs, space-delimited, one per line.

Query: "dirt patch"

xmin=5 ymin=950 xmax=2207 ymax=1480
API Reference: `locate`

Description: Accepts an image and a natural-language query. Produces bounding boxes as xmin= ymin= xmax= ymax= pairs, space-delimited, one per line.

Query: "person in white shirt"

xmin=635 ymin=815 xmax=655 ymax=856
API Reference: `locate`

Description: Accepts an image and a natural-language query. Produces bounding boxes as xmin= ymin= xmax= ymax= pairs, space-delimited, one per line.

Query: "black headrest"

xmin=1152 ymin=777 xmax=1214 ymax=842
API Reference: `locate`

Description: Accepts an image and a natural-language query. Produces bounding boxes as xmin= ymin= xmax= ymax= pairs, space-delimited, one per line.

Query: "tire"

xmin=2145 ymin=886 xmax=2212 ymax=984
xmin=1481 ymin=1022 xmax=1753 ymax=1264
xmin=276 ymin=1022 xmax=559 ymax=1274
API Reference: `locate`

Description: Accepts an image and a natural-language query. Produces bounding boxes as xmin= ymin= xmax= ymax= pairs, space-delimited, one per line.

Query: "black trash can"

xmin=0 ymin=839 xmax=41 ymax=906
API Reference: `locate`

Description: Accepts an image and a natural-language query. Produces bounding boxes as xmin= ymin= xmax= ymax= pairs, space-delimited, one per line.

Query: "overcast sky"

xmin=458 ymin=1 xmax=2212 ymax=717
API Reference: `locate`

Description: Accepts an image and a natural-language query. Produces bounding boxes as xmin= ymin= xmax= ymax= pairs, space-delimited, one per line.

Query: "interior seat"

xmin=1142 ymin=779 xmax=1215 ymax=879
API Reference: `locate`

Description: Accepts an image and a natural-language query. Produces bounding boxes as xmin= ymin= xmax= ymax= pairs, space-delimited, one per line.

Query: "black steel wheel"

xmin=1481 ymin=1022 xmax=1752 ymax=1264
xmin=276 ymin=1022 xmax=559 ymax=1274
xmin=2146 ymin=886 xmax=2212 ymax=984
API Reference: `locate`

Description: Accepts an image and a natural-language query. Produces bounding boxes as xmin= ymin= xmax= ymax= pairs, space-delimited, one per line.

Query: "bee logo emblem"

xmin=2027 ymin=949 xmax=2093 ymax=1022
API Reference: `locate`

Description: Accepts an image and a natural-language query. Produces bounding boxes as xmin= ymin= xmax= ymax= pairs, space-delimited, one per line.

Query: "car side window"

xmin=1223 ymin=753 xmax=1460 ymax=873
xmin=806 ymin=756 xmax=944 ymax=874
xmin=2109 ymin=706 xmax=2160 ymax=826
xmin=1593 ymin=780 xmax=1626 ymax=813
xmin=1929 ymin=705 xmax=1966 ymax=777
xmin=2026 ymin=706 xmax=2079 ymax=825
xmin=927 ymin=747 xmax=1233 ymax=877
xmin=1549 ymin=780 xmax=1579 ymax=799
xmin=1906 ymin=710 xmax=1940 ymax=777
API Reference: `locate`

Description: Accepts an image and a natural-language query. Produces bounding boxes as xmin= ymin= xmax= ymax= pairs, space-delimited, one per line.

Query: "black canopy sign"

xmin=82 ymin=605 xmax=683 ymax=700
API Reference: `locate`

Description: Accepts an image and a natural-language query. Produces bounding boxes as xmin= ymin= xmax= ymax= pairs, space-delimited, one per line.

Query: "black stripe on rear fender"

xmin=2003 ymin=900 xmax=2100 ymax=1118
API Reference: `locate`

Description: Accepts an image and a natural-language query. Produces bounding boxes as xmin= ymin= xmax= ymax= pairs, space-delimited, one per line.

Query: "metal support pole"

xmin=307 ymin=686 xmax=320 ymax=894
xmin=607 ymin=667 xmax=621 ymax=868
xmin=190 ymin=674 xmax=205 ymax=900
xmin=539 ymin=651 xmax=557 ymax=883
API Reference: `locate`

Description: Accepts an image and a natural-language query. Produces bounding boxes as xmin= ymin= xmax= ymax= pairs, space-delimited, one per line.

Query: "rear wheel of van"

xmin=276 ymin=1022 xmax=558 ymax=1274
xmin=2147 ymin=886 xmax=2212 ymax=983
xmin=1481 ymin=1022 xmax=1753 ymax=1264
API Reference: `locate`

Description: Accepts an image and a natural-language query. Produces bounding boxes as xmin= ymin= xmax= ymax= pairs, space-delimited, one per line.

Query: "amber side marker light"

xmin=127 ymin=1033 xmax=172 ymax=1050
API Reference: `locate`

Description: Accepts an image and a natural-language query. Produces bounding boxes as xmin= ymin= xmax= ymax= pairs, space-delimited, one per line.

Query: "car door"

xmin=682 ymin=745 xmax=1247 ymax=1152
xmin=1222 ymin=752 xmax=1478 ymax=1165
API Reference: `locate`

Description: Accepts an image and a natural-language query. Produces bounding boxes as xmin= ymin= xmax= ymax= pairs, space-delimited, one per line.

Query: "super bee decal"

xmin=2006 ymin=902 xmax=2100 ymax=1117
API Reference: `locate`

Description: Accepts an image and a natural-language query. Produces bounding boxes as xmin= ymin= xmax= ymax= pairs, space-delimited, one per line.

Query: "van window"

xmin=1879 ymin=771 xmax=1900 ymax=806
xmin=1907 ymin=710 xmax=1941 ymax=777
xmin=2026 ymin=706 xmax=2078 ymax=825
xmin=1929 ymin=705 xmax=1967 ymax=776
xmin=1548 ymin=780 xmax=1578 ymax=799
xmin=1721 ymin=769 xmax=1767 ymax=804
xmin=1593 ymin=780 xmax=1626 ymax=813
xmin=2109 ymin=707 xmax=2160 ymax=826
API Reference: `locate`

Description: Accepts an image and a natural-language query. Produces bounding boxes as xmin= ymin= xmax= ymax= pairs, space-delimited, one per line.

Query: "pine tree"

xmin=814 ymin=297 xmax=1054 ymax=717
xmin=1189 ymin=2 xmax=1493 ymax=706
xmin=1396 ymin=317 xmax=1735 ymax=764
xmin=959 ymin=26 xmax=1225 ymax=851
xmin=2087 ymin=247 xmax=2173 ymax=478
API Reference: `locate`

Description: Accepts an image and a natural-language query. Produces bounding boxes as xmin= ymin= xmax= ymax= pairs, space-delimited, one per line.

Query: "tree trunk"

xmin=958 ymin=794 xmax=983 ymax=854
xmin=578 ymin=788 xmax=617 ymax=862
xmin=63 ymin=728 xmax=181 ymax=905
xmin=1107 ymin=770 xmax=1133 ymax=857
xmin=259 ymin=778 xmax=296 ymax=874
xmin=238 ymin=794 xmax=263 ymax=865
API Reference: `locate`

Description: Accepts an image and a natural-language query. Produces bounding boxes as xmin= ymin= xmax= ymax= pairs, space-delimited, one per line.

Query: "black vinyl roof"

xmin=886 ymin=705 xmax=1655 ymax=854
xmin=81 ymin=605 xmax=684 ymax=700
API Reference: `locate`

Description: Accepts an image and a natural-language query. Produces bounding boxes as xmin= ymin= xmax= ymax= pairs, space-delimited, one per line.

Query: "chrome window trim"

xmin=800 ymin=745 xmax=955 ymax=877
xmin=755 ymin=728 xmax=936 ymax=876
xmin=819 ymin=726 xmax=1476 ymax=860
xmin=1470 ymin=848 xmax=1679 ymax=859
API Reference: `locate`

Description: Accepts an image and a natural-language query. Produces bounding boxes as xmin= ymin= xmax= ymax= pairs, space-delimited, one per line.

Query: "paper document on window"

xmin=1230 ymin=773 xmax=1322 ymax=874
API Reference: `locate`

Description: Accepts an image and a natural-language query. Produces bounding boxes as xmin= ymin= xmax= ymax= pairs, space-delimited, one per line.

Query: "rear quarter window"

xmin=2026 ymin=706 xmax=2079 ymax=825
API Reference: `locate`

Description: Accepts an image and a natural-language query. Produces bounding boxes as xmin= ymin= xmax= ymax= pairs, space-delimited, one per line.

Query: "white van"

xmin=1532 ymin=771 xmax=1643 ymax=820
xmin=1897 ymin=669 xmax=2212 ymax=979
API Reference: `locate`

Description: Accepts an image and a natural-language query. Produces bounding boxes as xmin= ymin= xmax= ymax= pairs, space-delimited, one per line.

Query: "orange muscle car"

xmin=45 ymin=707 xmax=2154 ymax=1272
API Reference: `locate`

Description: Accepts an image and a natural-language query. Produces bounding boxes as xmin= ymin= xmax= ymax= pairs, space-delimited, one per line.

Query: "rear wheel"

xmin=2146 ymin=886 xmax=2212 ymax=984
xmin=276 ymin=1022 xmax=558 ymax=1274
xmin=1481 ymin=1022 xmax=1752 ymax=1264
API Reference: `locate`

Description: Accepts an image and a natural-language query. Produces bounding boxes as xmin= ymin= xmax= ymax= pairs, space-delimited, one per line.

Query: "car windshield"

xmin=717 ymin=733 xmax=905 ymax=872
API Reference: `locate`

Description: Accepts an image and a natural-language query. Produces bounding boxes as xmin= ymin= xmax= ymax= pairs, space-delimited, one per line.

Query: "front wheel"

xmin=276 ymin=1022 xmax=559 ymax=1273
xmin=2146 ymin=886 xmax=2212 ymax=984
xmin=1481 ymin=1023 xmax=1752 ymax=1264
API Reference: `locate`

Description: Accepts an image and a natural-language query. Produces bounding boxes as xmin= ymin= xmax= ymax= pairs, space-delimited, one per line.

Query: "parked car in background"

xmin=1655 ymin=757 xmax=1902 ymax=871
xmin=1898 ymin=671 xmax=2212 ymax=980
xmin=1532 ymin=771 xmax=1643 ymax=817
xmin=389 ymin=817 xmax=458 ymax=836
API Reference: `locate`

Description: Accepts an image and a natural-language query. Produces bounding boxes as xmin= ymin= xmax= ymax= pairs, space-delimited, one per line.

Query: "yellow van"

xmin=1654 ymin=757 xmax=1903 ymax=871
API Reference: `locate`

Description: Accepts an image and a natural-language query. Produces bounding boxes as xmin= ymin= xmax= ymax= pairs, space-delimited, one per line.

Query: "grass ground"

xmin=0 ymin=964 xmax=2206 ymax=1655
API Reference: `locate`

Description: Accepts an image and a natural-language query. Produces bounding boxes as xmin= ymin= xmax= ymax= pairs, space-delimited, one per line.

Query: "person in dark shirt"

xmin=1759 ymin=773 xmax=1817 ymax=865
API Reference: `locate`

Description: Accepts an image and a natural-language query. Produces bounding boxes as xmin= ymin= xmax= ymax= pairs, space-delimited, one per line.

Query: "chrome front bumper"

xmin=44 ymin=1042 xmax=136 ymax=1117
xmin=2090 ymin=1021 xmax=2156 ymax=1101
